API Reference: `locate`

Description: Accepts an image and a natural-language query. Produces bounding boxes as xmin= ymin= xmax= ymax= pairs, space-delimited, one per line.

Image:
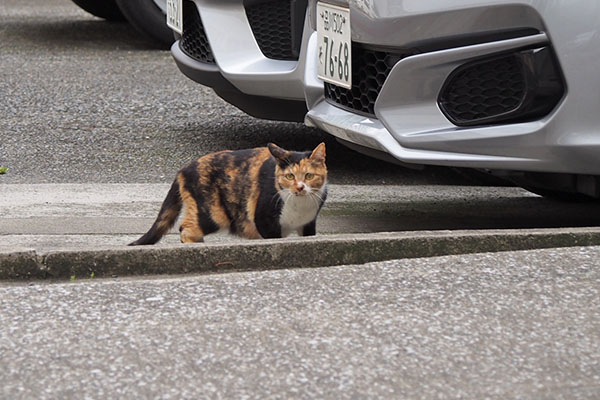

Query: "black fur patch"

xmin=255 ymin=157 xmax=283 ymax=238
xmin=180 ymin=160 xmax=220 ymax=235
xmin=275 ymin=151 xmax=311 ymax=168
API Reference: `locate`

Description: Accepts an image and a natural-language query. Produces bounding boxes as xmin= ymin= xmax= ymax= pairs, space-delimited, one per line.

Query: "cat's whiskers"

xmin=272 ymin=189 xmax=288 ymax=208
xmin=307 ymin=189 xmax=325 ymax=208
xmin=311 ymin=190 xmax=324 ymax=203
xmin=284 ymin=190 xmax=295 ymax=204
xmin=308 ymin=193 xmax=320 ymax=209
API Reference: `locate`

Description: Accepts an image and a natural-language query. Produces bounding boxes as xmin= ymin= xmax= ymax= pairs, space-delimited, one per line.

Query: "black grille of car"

xmin=180 ymin=0 xmax=215 ymax=64
xmin=438 ymin=47 xmax=565 ymax=126
xmin=439 ymin=55 xmax=525 ymax=124
xmin=324 ymin=45 xmax=407 ymax=116
xmin=245 ymin=0 xmax=306 ymax=61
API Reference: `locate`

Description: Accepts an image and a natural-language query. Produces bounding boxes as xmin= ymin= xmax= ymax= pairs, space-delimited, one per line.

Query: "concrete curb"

xmin=2 ymin=228 xmax=600 ymax=281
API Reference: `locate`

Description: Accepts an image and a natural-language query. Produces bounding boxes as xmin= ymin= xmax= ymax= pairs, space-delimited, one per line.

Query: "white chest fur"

xmin=279 ymin=189 xmax=324 ymax=237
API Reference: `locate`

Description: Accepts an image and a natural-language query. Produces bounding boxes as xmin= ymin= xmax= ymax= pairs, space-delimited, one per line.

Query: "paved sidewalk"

xmin=0 ymin=183 xmax=533 ymax=242
xmin=2 ymin=184 xmax=600 ymax=280
xmin=3 ymin=183 xmax=600 ymax=249
xmin=3 ymin=183 xmax=517 ymax=251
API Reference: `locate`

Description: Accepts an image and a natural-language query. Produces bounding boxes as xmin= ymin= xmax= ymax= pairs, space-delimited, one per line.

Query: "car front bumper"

xmin=304 ymin=0 xmax=600 ymax=175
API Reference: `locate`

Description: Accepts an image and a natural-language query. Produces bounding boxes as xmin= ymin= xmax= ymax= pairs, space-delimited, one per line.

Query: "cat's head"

xmin=268 ymin=142 xmax=327 ymax=197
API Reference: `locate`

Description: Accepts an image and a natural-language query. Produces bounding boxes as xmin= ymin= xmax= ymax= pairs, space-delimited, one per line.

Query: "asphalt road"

xmin=0 ymin=0 xmax=474 ymax=185
xmin=2 ymin=247 xmax=600 ymax=399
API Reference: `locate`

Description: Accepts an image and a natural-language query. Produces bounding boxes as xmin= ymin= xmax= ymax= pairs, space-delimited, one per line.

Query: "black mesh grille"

xmin=245 ymin=1 xmax=296 ymax=61
xmin=180 ymin=0 xmax=215 ymax=64
xmin=324 ymin=45 xmax=406 ymax=116
xmin=439 ymin=55 xmax=526 ymax=124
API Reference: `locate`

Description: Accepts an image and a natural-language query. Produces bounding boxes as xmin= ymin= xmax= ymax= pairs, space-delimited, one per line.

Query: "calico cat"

xmin=130 ymin=143 xmax=327 ymax=245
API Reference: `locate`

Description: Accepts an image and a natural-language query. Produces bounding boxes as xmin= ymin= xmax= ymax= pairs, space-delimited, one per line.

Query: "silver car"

xmin=304 ymin=0 xmax=600 ymax=199
xmin=170 ymin=0 xmax=310 ymax=122
xmin=171 ymin=0 xmax=600 ymax=199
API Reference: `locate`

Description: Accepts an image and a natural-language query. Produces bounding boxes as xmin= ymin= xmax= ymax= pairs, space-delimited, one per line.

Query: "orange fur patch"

xmin=177 ymin=173 xmax=204 ymax=243
xmin=157 ymin=207 xmax=180 ymax=234
xmin=209 ymin=194 xmax=230 ymax=229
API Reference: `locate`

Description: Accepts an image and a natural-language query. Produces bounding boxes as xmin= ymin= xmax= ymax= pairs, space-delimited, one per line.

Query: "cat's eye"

xmin=305 ymin=173 xmax=315 ymax=180
xmin=285 ymin=173 xmax=295 ymax=180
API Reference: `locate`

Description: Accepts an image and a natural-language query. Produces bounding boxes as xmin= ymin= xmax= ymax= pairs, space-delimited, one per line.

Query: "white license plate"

xmin=167 ymin=0 xmax=183 ymax=34
xmin=317 ymin=2 xmax=352 ymax=89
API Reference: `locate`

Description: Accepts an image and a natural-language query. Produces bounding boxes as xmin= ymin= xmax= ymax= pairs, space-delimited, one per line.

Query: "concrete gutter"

xmin=3 ymin=228 xmax=600 ymax=280
xmin=3 ymin=184 xmax=600 ymax=280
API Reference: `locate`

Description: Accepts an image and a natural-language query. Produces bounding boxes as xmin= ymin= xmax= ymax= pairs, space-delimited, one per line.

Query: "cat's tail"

xmin=129 ymin=179 xmax=182 ymax=246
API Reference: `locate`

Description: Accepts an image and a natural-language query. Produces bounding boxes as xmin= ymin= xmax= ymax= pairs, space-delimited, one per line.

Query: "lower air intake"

xmin=245 ymin=0 xmax=307 ymax=61
xmin=438 ymin=47 xmax=565 ymax=126
xmin=179 ymin=0 xmax=215 ymax=64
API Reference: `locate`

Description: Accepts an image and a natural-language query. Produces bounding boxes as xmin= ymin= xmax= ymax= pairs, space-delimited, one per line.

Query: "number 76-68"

xmin=322 ymin=37 xmax=350 ymax=82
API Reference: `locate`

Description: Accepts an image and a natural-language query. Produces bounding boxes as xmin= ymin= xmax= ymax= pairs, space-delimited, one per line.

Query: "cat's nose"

xmin=296 ymin=182 xmax=305 ymax=192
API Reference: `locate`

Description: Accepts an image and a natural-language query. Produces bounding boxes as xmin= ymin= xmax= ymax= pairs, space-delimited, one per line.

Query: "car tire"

xmin=115 ymin=0 xmax=174 ymax=48
xmin=71 ymin=0 xmax=126 ymax=21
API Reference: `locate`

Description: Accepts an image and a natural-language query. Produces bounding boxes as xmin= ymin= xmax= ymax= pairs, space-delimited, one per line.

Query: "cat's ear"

xmin=310 ymin=142 xmax=326 ymax=163
xmin=268 ymin=143 xmax=289 ymax=162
